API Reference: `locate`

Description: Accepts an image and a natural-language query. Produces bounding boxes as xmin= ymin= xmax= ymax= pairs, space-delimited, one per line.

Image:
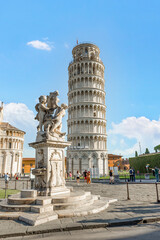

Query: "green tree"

xmin=135 ymin=151 xmax=138 ymax=157
xmin=145 ymin=148 xmax=150 ymax=154
xmin=154 ymin=144 xmax=160 ymax=152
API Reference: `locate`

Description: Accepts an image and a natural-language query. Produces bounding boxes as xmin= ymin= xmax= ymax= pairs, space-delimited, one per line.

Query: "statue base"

xmin=29 ymin=139 xmax=71 ymax=196
xmin=36 ymin=131 xmax=65 ymax=143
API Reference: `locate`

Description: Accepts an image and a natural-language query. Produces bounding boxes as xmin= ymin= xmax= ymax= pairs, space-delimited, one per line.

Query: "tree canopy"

xmin=154 ymin=144 xmax=160 ymax=153
xmin=145 ymin=148 xmax=150 ymax=154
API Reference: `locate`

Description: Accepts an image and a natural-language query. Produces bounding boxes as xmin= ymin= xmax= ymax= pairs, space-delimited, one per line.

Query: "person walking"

xmin=109 ymin=170 xmax=114 ymax=184
xmin=76 ymin=171 xmax=80 ymax=185
xmin=155 ymin=167 xmax=159 ymax=182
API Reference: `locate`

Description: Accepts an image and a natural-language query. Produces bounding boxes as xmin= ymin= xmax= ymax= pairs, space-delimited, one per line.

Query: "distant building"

xmin=108 ymin=154 xmax=129 ymax=171
xmin=0 ymin=102 xmax=25 ymax=176
xmin=22 ymin=158 xmax=35 ymax=174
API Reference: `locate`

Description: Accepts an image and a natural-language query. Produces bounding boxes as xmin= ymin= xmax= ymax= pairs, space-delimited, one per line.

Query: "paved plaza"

xmin=0 ymin=181 xmax=160 ymax=238
xmin=5 ymin=224 xmax=160 ymax=240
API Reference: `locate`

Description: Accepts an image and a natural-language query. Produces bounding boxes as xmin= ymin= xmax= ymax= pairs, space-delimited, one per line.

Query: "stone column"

xmin=2 ymin=151 xmax=7 ymax=174
xmin=16 ymin=153 xmax=20 ymax=174
xmin=88 ymin=158 xmax=91 ymax=169
xmin=97 ymin=158 xmax=100 ymax=169
xmin=10 ymin=152 xmax=15 ymax=177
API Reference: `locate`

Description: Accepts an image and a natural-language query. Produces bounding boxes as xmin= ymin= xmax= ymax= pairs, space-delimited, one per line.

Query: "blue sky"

xmin=0 ymin=0 xmax=160 ymax=157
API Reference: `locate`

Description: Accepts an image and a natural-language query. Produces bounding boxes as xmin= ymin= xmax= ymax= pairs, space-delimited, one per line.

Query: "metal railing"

xmin=126 ymin=182 xmax=160 ymax=203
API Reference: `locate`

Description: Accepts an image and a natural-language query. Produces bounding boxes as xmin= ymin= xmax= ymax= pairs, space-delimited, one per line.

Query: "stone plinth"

xmin=21 ymin=190 xmax=37 ymax=198
xmin=29 ymin=140 xmax=71 ymax=196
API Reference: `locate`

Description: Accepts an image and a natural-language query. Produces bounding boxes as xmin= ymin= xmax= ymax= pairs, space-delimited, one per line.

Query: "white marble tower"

xmin=67 ymin=43 xmax=108 ymax=176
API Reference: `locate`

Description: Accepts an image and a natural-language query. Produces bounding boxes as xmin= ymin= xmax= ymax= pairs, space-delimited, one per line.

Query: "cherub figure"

xmin=35 ymin=95 xmax=49 ymax=131
xmin=47 ymin=91 xmax=59 ymax=111
xmin=50 ymin=103 xmax=68 ymax=136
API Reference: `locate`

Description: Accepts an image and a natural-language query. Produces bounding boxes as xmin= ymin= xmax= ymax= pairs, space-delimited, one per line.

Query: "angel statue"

xmin=35 ymin=95 xmax=49 ymax=131
xmin=35 ymin=91 xmax=68 ymax=140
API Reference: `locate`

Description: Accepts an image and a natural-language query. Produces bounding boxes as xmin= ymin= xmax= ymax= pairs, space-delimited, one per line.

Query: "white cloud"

xmin=27 ymin=40 xmax=53 ymax=51
xmin=108 ymin=117 xmax=160 ymax=157
xmin=3 ymin=103 xmax=36 ymax=129
xmin=3 ymin=103 xmax=37 ymax=157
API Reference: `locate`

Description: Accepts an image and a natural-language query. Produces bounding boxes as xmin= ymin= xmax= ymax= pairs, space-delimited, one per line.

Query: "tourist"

xmin=155 ymin=167 xmax=159 ymax=182
xmin=133 ymin=168 xmax=136 ymax=182
xmin=109 ymin=170 xmax=114 ymax=184
xmin=4 ymin=173 xmax=9 ymax=183
xmin=83 ymin=170 xmax=87 ymax=182
xmin=69 ymin=171 xmax=72 ymax=181
xmin=129 ymin=167 xmax=133 ymax=182
xmin=87 ymin=171 xmax=91 ymax=184
xmin=76 ymin=171 xmax=80 ymax=185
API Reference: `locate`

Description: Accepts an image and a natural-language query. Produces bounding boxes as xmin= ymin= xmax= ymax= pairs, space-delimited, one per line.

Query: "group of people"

xmin=2 ymin=173 xmax=21 ymax=182
xmin=68 ymin=170 xmax=91 ymax=185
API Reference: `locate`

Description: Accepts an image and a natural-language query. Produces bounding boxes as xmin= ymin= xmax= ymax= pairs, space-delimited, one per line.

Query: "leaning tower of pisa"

xmin=67 ymin=43 xmax=108 ymax=176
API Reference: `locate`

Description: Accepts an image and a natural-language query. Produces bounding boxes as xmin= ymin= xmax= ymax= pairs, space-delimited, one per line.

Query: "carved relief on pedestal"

xmin=33 ymin=149 xmax=47 ymax=190
xmin=49 ymin=150 xmax=63 ymax=190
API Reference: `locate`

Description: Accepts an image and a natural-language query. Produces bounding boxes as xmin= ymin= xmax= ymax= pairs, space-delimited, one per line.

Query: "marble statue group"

xmin=35 ymin=91 xmax=68 ymax=141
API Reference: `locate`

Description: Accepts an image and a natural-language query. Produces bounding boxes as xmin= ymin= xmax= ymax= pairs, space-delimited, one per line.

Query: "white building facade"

xmin=0 ymin=102 xmax=25 ymax=176
xmin=67 ymin=43 xmax=108 ymax=176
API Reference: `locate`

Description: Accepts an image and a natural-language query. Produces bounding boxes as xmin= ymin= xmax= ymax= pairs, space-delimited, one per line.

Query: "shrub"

xmin=129 ymin=153 xmax=160 ymax=173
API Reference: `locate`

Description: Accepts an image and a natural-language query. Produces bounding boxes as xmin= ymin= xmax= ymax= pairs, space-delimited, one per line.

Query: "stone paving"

xmin=1 ymin=181 xmax=160 ymax=238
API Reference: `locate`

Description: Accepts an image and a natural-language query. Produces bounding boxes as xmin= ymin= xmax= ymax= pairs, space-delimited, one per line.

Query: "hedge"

xmin=129 ymin=153 xmax=160 ymax=173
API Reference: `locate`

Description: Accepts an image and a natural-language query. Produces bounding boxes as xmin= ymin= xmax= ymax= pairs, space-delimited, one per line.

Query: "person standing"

xmin=4 ymin=173 xmax=9 ymax=183
xmin=129 ymin=167 xmax=133 ymax=182
xmin=133 ymin=168 xmax=136 ymax=182
xmin=109 ymin=170 xmax=114 ymax=184
xmin=76 ymin=171 xmax=80 ymax=185
xmin=69 ymin=171 xmax=72 ymax=181
xmin=155 ymin=167 xmax=159 ymax=182
xmin=83 ymin=170 xmax=87 ymax=182
xmin=87 ymin=171 xmax=91 ymax=184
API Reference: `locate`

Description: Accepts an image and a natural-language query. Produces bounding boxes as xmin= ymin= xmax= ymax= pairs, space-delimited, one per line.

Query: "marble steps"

xmin=0 ymin=200 xmax=31 ymax=212
xmin=53 ymin=194 xmax=99 ymax=210
xmin=36 ymin=197 xmax=52 ymax=205
xmin=8 ymin=197 xmax=36 ymax=205
xmin=31 ymin=204 xmax=53 ymax=213
xmin=19 ymin=211 xmax=58 ymax=226
xmin=52 ymin=191 xmax=91 ymax=204
xmin=56 ymin=197 xmax=117 ymax=218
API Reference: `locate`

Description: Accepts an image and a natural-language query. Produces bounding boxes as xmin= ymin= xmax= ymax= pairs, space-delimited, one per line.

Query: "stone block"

xmin=21 ymin=190 xmax=37 ymax=198
xmin=36 ymin=197 xmax=52 ymax=205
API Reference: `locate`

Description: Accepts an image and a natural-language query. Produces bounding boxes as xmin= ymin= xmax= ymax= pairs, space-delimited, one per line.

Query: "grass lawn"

xmin=0 ymin=189 xmax=20 ymax=199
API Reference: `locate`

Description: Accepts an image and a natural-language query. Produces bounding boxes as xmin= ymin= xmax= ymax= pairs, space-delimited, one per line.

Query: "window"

xmin=22 ymin=164 xmax=25 ymax=167
xmin=30 ymin=163 xmax=33 ymax=167
xmin=78 ymin=143 xmax=80 ymax=147
xmin=9 ymin=142 xmax=12 ymax=149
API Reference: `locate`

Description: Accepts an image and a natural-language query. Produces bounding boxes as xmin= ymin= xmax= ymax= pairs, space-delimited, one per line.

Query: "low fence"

xmin=0 ymin=178 xmax=34 ymax=190
xmin=119 ymin=172 xmax=157 ymax=182
xmin=125 ymin=182 xmax=160 ymax=203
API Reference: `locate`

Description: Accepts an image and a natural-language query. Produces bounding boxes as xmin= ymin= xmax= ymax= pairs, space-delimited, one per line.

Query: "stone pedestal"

xmin=29 ymin=140 xmax=71 ymax=196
